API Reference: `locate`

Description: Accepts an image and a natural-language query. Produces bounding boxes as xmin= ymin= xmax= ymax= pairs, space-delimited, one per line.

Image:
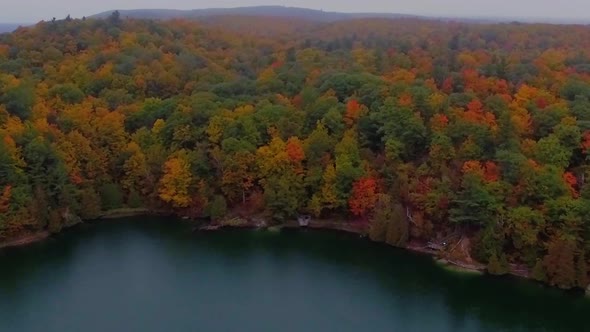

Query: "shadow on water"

xmin=190 ymin=227 xmax=590 ymax=332
xmin=1 ymin=217 xmax=589 ymax=332
xmin=0 ymin=219 xmax=186 ymax=300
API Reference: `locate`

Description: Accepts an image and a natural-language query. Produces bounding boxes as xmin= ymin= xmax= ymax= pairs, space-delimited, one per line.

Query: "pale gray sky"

xmin=1 ymin=0 xmax=588 ymax=23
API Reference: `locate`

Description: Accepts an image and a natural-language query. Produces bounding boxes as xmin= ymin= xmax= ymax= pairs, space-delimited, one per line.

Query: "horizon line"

xmin=2 ymin=5 xmax=590 ymax=25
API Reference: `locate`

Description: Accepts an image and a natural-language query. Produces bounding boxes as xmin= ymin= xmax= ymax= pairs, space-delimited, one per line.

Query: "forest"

xmin=1 ymin=12 xmax=590 ymax=290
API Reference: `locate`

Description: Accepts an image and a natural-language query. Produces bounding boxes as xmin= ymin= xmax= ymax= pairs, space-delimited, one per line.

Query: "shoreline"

xmin=198 ymin=220 xmax=492 ymax=274
xmin=0 ymin=208 xmax=163 ymax=250
xmin=198 ymin=219 xmax=540 ymax=281
xmin=1 ymin=213 xmax=587 ymax=296
xmin=0 ymin=214 xmax=511 ymax=278
xmin=98 ymin=208 xmax=172 ymax=219
xmin=0 ymin=231 xmax=50 ymax=249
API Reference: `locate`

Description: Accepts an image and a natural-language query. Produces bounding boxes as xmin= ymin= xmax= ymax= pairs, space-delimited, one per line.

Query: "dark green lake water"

xmin=0 ymin=217 xmax=589 ymax=332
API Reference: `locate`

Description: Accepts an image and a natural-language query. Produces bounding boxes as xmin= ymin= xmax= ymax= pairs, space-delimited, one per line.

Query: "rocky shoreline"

xmin=197 ymin=219 xmax=500 ymax=276
xmin=1 ymin=213 xmax=588 ymax=297
xmin=196 ymin=219 xmax=566 ymax=286
xmin=0 ymin=214 xmax=530 ymax=279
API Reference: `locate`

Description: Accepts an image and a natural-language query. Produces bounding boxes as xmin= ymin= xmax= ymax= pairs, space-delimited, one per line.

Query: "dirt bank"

xmin=0 ymin=232 xmax=50 ymax=249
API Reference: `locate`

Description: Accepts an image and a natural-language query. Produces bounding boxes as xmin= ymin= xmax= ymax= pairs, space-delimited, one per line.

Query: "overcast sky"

xmin=1 ymin=0 xmax=589 ymax=23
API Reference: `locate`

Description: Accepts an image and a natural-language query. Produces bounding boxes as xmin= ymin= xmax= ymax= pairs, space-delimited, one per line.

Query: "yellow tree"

xmin=321 ymin=163 xmax=340 ymax=210
xmin=221 ymin=151 xmax=256 ymax=204
xmin=158 ymin=153 xmax=193 ymax=208
xmin=92 ymin=108 xmax=128 ymax=159
xmin=122 ymin=142 xmax=150 ymax=194
xmin=61 ymin=130 xmax=108 ymax=183
xmin=256 ymin=135 xmax=289 ymax=177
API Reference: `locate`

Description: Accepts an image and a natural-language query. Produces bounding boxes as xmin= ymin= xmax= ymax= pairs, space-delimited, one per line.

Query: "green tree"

xmin=99 ymin=183 xmax=124 ymax=210
xmin=208 ymin=195 xmax=228 ymax=222
xmin=127 ymin=189 xmax=143 ymax=208
xmin=487 ymin=253 xmax=509 ymax=275
xmin=1 ymin=83 xmax=35 ymax=120
xmin=262 ymin=173 xmax=304 ymax=222
xmin=375 ymin=99 xmax=427 ymax=160
xmin=49 ymin=83 xmax=85 ymax=104
xmin=544 ymin=238 xmax=577 ymax=289
xmin=507 ymin=206 xmax=545 ymax=265
xmin=369 ymin=194 xmax=408 ymax=247
xmin=385 ymin=203 xmax=409 ymax=248
xmin=535 ymin=135 xmax=571 ymax=169
xmin=576 ymin=252 xmax=589 ymax=289
xmin=532 ymin=260 xmax=547 ymax=282
xmin=78 ymin=187 xmax=102 ymax=219
xmin=450 ymin=172 xmax=500 ymax=226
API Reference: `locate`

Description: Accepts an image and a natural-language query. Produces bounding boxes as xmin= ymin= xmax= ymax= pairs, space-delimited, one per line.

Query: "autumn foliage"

xmin=0 ymin=14 xmax=590 ymax=289
xmin=0 ymin=186 xmax=11 ymax=213
xmin=348 ymin=177 xmax=379 ymax=218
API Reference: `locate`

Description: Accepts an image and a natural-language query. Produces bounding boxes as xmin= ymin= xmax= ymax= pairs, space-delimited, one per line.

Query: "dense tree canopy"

xmin=1 ymin=15 xmax=590 ymax=290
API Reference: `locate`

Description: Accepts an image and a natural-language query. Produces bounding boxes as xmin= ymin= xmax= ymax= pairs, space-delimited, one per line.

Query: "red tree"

xmin=582 ymin=131 xmax=590 ymax=153
xmin=344 ymin=99 xmax=361 ymax=126
xmin=563 ymin=172 xmax=578 ymax=198
xmin=348 ymin=177 xmax=379 ymax=218
xmin=484 ymin=161 xmax=500 ymax=182
xmin=0 ymin=185 xmax=11 ymax=213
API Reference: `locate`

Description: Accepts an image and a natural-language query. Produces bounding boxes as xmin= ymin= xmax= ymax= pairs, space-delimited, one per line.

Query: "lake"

xmin=0 ymin=217 xmax=588 ymax=332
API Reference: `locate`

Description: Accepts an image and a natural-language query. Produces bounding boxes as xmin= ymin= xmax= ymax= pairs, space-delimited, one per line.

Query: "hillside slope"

xmin=1 ymin=16 xmax=590 ymax=290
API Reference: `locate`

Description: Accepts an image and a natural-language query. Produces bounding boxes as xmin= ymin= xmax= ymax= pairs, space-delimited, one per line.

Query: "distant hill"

xmin=0 ymin=23 xmax=26 ymax=33
xmin=90 ymin=6 xmax=590 ymax=25
xmin=91 ymin=6 xmax=427 ymax=22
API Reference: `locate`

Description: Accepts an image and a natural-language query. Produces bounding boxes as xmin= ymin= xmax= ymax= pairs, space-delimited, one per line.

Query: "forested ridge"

xmin=1 ymin=13 xmax=590 ymax=290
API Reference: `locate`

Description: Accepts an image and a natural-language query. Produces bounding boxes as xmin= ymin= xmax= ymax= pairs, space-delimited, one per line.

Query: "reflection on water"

xmin=0 ymin=217 xmax=588 ymax=332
